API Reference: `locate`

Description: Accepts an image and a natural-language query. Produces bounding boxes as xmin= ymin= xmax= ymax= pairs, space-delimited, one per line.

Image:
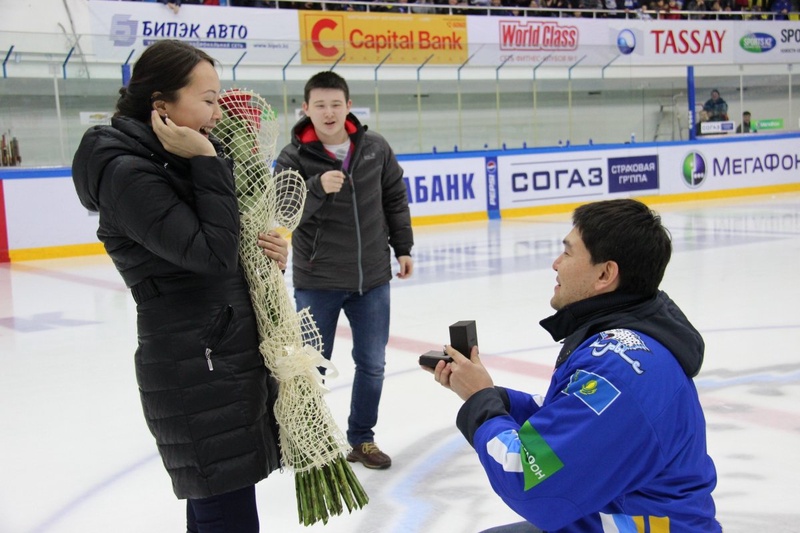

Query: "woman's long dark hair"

xmin=114 ymin=39 xmax=216 ymax=122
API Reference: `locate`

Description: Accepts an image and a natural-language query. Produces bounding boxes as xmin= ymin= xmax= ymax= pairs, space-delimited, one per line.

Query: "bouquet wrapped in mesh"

xmin=213 ymin=89 xmax=368 ymax=526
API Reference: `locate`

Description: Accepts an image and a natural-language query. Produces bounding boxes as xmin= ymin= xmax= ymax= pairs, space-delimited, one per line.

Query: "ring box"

xmin=419 ymin=320 xmax=478 ymax=369
xmin=449 ymin=320 xmax=478 ymax=359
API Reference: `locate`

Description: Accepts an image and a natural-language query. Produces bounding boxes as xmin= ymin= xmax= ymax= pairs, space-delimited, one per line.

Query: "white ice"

xmin=1 ymin=193 xmax=798 ymax=533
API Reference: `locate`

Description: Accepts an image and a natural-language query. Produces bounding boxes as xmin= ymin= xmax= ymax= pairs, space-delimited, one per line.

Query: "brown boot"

xmin=346 ymin=442 xmax=392 ymax=470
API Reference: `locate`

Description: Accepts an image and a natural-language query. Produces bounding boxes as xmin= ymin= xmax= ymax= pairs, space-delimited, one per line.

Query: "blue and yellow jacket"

xmin=456 ymin=291 xmax=721 ymax=532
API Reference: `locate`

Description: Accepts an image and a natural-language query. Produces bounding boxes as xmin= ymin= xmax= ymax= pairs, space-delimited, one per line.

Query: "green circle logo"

xmin=681 ymin=152 xmax=706 ymax=188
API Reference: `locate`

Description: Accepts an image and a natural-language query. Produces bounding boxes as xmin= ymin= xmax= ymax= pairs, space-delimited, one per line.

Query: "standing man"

xmin=771 ymin=0 xmax=791 ymax=19
xmin=736 ymin=111 xmax=757 ymax=133
xmin=703 ymin=89 xmax=728 ymax=121
xmin=424 ymin=199 xmax=721 ymax=532
xmin=276 ymin=71 xmax=414 ymax=470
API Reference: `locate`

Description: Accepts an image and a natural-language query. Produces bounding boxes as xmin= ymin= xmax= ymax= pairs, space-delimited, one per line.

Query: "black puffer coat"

xmin=275 ymin=113 xmax=413 ymax=292
xmin=72 ymin=116 xmax=281 ymax=499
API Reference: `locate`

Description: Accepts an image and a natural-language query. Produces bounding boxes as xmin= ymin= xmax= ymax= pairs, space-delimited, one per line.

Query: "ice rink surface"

xmin=1 ymin=193 xmax=799 ymax=533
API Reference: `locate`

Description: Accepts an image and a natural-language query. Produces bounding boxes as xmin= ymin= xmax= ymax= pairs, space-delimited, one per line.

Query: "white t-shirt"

xmin=323 ymin=140 xmax=352 ymax=163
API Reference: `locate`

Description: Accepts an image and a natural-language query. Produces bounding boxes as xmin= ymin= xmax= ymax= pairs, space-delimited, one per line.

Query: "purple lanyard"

xmin=341 ymin=145 xmax=352 ymax=171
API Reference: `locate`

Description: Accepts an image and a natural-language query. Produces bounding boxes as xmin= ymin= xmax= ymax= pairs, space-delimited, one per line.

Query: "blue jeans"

xmin=186 ymin=485 xmax=258 ymax=533
xmin=295 ymin=283 xmax=390 ymax=446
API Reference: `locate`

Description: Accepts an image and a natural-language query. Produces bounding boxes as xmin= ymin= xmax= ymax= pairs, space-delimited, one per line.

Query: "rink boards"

xmin=1 ymin=132 xmax=799 ymax=261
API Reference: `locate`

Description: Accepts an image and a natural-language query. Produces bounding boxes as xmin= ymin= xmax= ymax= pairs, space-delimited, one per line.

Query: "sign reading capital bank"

xmin=299 ymin=11 xmax=468 ymax=65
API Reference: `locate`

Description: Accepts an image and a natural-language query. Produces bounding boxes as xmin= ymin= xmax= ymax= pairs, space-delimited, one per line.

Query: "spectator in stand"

xmin=649 ymin=0 xmax=665 ymax=16
xmin=736 ymin=111 xmax=757 ymax=133
xmin=539 ymin=0 xmax=559 ymax=15
xmin=579 ymin=0 xmax=604 ymax=16
xmin=731 ymin=0 xmax=749 ymax=17
xmin=488 ymin=0 xmax=516 ymax=13
xmin=664 ymin=0 xmax=681 ymax=17
xmin=560 ymin=0 xmax=573 ymax=15
xmin=228 ymin=0 xmax=274 ymax=5
xmin=604 ymin=0 xmax=620 ymax=16
xmin=381 ymin=0 xmax=412 ymax=12
xmin=622 ymin=0 xmax=639 ymax=16
xmin=772 ymin=0 xmax=791 ymax=18
xmin=711 ymin=0 xmax=736 ymax=16
xmin=636 ymin=0 xmax=653 ymax=17
xmin=275 ymin=0 xmax=315 ymax=8
xmin=745 ymin=3 xmax=766 ymax=18
xmin=504 ymin=0 xmax=528 ymax=12
xmin=748 ymin=0 xmax=769 ymax=16
xmin=163 ymin=1 xmax=181 ymax=13
xmin=722 ymin=3 xmax=736 ymax=16
xmin=563 ymin=0 xmax=579 ymax=16
xmin=154 ymin=0 xmax=198 ymax=13
xmin=703 ymin=89 xmax=728 ymax=121
xmin=707 ymin=0 xmax=723 ymax=14
xmin=525 ymin=0 xmax=542 ymax=15
xmin=444 ymin=0 xmax=470 ymax=13
xmin=324 ymin=0 xmax=357 ymax=10
xmin=687 ymin=0 xmax=708 ymax=19
xmin=410 ymin=0 xmax=438 ymax=13
xmin=695 ymin=109 xmax=708 ymax=137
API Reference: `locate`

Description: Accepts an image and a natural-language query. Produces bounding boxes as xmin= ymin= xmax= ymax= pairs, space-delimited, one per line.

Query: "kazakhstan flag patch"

xmin=562 ymin=369 xmax=621 ymax=415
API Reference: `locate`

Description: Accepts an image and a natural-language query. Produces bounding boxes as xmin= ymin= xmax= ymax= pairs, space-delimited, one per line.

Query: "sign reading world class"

xmin=299 ymin=11 xmax=468 ymax=65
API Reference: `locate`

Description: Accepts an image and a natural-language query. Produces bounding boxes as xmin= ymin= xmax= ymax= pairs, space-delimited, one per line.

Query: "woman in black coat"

xmin=72 ymin=40 xmax=283 ymax=532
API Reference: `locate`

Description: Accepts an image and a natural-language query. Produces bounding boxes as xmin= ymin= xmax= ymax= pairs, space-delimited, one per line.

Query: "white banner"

xmin=466 ymin=17 xmax=622 ymax=68
xmin=497 ymin=151 xmax=609 ymax=206
xmin=4 ymin=177 xmax=100 ymax=249
xmin=87 ymin=0 xmax=300 ymax=64
xmin=657 ymin=136 xmax=800 ymax=194
xmin=732 ymin=21 xmax=800 ymax=64
xmin=80 ymin=2 xmax=799 ymax=68
xmin=466 ymin=18 xmax=800 ymax=67
xmin=399 ymin=156 xmax=488 ymax=217
xmin=468 ymin=17 xmax=743 ymax=67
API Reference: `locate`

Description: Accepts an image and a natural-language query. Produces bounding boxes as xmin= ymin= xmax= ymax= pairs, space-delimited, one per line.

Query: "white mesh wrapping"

xmin=213 ymin=89 xmax=349 ymax=473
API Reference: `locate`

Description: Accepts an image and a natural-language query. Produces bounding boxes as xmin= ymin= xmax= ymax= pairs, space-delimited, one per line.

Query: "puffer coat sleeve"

xmin=107 ymin=156 xmax=237 ymax=271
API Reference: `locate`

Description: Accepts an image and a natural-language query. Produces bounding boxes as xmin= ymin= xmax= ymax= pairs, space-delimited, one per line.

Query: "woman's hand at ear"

xmin=151 ymin=111 xmax=216 ymax=158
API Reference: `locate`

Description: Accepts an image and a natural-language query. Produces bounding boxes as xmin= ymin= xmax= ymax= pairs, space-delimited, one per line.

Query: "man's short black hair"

xmin=304 ymin=71 xmax=350 ymax=104
xmin=572 ymin=199 xmax=672 ymax=296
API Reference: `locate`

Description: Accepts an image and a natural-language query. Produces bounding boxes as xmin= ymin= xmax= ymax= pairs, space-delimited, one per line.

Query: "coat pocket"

xmin=203 ymin=305 xmax=234 ymax=371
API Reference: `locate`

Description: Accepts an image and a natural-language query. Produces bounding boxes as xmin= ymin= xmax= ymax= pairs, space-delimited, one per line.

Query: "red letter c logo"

xmin=311 ymin=19 xmax=338 ymax=57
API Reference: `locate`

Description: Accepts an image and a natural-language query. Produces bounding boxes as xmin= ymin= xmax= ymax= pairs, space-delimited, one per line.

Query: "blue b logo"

xmin=110 ymin=14 xmax=138 ymax=47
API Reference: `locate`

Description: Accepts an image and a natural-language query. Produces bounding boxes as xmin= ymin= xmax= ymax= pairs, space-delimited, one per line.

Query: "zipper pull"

xmin=205 ymin=347 xmax=214 ymax=371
